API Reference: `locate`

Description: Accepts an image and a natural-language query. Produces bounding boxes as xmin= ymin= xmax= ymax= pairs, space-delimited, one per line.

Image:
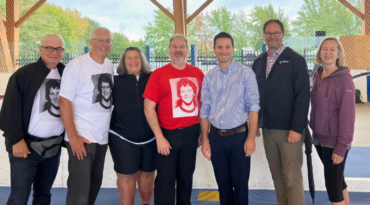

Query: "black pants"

xmin=315 ymin=145 xmax=349 ymax=203
xmin=154 ymin=123 xmax=200 ymax=205
xmin=65 ymin=142 xmax=108 ymax=205
xmin=208 ymin=128 xmax=251 ymax=205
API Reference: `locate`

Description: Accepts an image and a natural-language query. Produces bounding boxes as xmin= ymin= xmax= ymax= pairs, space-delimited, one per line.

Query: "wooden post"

xmin=150 ymin=0 xmax=213 ymax=36
xmin=15 ymin=0 xmax=47 ymax=28
xmin=338 ymin=0 xmax=370 ymax=35
xmin=150 ymin=0 xmax=174 ymax=20
xmin=0 ymin=9 xmax=14 ymax=72
xmin=6 ymin=0 xmax=19 ymax=69
xmin=362 ymin=0 xmax=370 ymax=35
xmin=187 ymin=0 xmax=213 ymax=24
xmin=173 ymin=0 xmax=185 ymax=35
xmin=183 ymin=0 xmax=187 ymax=36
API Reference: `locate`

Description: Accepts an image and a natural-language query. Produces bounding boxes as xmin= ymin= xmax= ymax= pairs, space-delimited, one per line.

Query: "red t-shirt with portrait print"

xmin=143 ymin=63 xmax=204 ymax=130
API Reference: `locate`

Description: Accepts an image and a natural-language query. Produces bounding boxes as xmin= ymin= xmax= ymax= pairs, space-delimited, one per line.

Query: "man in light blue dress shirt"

xmin=200 ymin=32 xmax=260 ymax=205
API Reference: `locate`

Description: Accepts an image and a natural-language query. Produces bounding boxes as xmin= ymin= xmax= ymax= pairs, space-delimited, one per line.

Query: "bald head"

xmin=90 ymin=27 xmax=113 ymax=40
xmin=41 ymin=34 xmax=65 ymax=48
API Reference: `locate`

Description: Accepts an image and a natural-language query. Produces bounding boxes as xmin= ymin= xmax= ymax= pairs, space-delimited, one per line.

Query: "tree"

xmin=144 ymin=9 xmax=175 ymax=53
xmin=247 ymin=4 xmax=290 ymax=51
xmin=110 ymin=33 xmax=131 ymax=55
xmin=233 ymin=10 xmax=249 ymax=50
xmin=209 ymin=7 xmax=234 ymax=34
xmin=144 ymin=9 xmax=196 ymax=53
xmin=292 ymin=0 xmax=361 ymax=37
xmin=194 ymin=12 xmax=213 ymax=54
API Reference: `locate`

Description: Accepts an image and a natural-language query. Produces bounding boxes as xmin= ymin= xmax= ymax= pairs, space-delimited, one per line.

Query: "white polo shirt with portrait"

xmin=59 ymin=53 xmax=114 ymax=144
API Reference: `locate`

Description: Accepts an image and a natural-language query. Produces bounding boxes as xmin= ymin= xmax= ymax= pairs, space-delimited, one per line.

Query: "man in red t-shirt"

xmin=143 ymin=34 xmax=204 ymax=205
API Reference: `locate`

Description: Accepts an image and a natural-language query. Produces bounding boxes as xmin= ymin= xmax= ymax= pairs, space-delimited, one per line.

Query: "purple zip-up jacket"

xmin=309 ymin=66 xmax=355 ymax=158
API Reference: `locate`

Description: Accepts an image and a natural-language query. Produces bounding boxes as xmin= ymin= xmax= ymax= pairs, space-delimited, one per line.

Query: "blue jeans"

xmin=7 ymin=148 xmax=61 ymax=205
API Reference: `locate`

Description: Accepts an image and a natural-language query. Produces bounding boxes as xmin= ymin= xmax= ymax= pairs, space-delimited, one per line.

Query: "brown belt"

xmin=210 ymin=123 xmax=247 ymax=137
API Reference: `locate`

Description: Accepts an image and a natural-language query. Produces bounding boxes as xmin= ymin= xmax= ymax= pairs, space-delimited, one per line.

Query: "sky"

xmin=47 ymin=0 xmax=304 ymax=41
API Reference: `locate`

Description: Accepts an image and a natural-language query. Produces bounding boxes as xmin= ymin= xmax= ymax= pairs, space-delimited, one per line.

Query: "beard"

xmin=172 ymin=51 xmax=187 ymax=64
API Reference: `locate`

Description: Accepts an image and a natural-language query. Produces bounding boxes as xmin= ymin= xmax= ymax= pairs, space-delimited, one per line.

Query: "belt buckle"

xmin=219 ymin=130 xmax=227 ymax=137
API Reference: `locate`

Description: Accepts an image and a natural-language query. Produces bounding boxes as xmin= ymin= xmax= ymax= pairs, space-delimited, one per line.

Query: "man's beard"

xmin=172 ymin=51 xmax=187 ymax=64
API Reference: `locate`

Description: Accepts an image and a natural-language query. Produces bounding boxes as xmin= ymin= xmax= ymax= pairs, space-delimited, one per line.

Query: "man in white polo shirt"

xmin=59 ymin=27 xmax=114 ymax=205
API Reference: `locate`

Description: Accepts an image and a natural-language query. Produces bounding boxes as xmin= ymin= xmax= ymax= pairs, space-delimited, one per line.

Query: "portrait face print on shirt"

xmin=169 ymin=77 xmax=199 ymax=118
xmin=39 ymin=79 xmax=61 ymax=119
xmin=92 ymin=73 xmax=113 ymax=111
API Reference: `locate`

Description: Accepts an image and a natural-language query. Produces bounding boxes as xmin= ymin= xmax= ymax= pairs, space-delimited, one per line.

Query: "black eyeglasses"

xmin=264 ymin=32 xmax=282 ymax=37
xmin=91 ymin=38 xmax=112 ymax=44
xmin=41 ymin=46 xmax=65 ymax=53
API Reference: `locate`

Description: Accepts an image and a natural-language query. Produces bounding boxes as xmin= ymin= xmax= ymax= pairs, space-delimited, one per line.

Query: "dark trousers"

xmin=65 ymin=142 xmax=108 ymax=205
xmin=315 ymin=145 xmax=349 ymax=203
xmin=154 ymin=123 xmax=200 ymax=205
xmin=7 ymin=148 xmax=61 ymax=205
xmin=208 ymin=128 xmax=251 ymax=205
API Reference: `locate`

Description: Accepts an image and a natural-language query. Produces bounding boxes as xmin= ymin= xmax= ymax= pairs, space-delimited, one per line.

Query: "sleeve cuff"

xmin=59 ymin=93 xmax=74 ymax=102
xmin=249 ymin=104 xmax=260 ymax=112
xmin=333 ymin=142 xmax=348 ymax=158
xmin=199 ymin=114 xmax=209 ymax=119
xmin=143 ymin=95 xmax=158 ymax=103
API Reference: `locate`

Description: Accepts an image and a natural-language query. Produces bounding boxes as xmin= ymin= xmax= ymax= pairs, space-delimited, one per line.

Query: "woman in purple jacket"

xmin=310 ymin=37 xmax=355 ymax=205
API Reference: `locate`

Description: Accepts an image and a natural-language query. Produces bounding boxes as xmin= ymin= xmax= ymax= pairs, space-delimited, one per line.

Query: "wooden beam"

xmin=184 ymin=0 xmax=187 ymax=36
xmin=338 ymin=0 xmax=365 ymax=20
xmin=173 ymin=0 xmax=185 ymax=35
xmin=15 ymin=0 xmax=47 ymax=28
xmin=150 ymin=0 xmax=174 ymax=20
xmin=187 ymin=0 xmax=213 ymax=24
xmin=5 ymin=0 xmax=19 ymax=71
xmin=0 ymin=9 xmax=14 ymax=72
xmin=362 ymin=0 xmax=370 ymax=35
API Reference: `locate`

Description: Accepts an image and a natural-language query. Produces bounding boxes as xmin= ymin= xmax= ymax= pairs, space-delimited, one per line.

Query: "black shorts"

xmin=109 ymin=133 xmax=157 ymax=175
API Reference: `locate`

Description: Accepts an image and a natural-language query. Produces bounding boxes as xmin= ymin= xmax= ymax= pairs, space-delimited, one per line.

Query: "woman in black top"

xmin=109 ymin=47 xmax=155 ymax=205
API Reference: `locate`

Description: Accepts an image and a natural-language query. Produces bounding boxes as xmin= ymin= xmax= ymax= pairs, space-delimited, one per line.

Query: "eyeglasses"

xmin=264 ymin=32 xmax=282 ymax=37
xmin=92 ymin=38 xmax=112 ymax=44
xmin=41 ymin=46 xmax=65 ymax=53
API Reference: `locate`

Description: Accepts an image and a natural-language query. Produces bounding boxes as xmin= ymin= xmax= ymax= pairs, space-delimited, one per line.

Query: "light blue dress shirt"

xmin=200 ymin=60 xmax=260 ymax=129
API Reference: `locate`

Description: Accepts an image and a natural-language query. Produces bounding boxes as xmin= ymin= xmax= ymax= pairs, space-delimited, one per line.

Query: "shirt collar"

xmin=267 ymin=44 xmax=286 ymax=57
xmin=217 ymin=59 xmax=236 ymax=74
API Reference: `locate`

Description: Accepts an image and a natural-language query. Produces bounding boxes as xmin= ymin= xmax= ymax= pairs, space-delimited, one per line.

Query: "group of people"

xmin=0 ymin=19 xmax=355 ymax=205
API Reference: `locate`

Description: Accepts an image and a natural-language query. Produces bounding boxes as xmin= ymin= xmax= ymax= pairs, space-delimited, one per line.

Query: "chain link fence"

xmin=0 ymin=0 xmax=369 ymax=97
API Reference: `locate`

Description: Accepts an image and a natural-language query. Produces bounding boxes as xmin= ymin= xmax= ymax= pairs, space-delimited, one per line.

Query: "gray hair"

xmin=41 ymin=34 xmax=65 ymax=47
xmin=90 ymin=27 xmax=113 ymax=40
xmin=168 ymin=34 xmax=189 ymax=49
xmin=315 ymin=37 xmax=345 ymax=67
xmin=116 ymin=47 xmax=151 ymax=75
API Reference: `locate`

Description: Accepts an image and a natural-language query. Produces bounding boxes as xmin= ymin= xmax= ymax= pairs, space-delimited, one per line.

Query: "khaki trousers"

xmin=262 ymin=129 xmax=305 ymax=205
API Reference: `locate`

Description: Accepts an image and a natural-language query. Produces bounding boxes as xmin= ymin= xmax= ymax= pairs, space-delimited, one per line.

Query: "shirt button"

xmin=223 ymin=97 xmax=225 ymax=100
xmin=221 ymin=121 xmax=223 ymax=123
xmin=224 ymin=75 xmax=226 ymax=77
xmin=222 ymin=109 xmax=224 ymax=111
xmin=223 ymin=86 xmax=226 ymax=88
